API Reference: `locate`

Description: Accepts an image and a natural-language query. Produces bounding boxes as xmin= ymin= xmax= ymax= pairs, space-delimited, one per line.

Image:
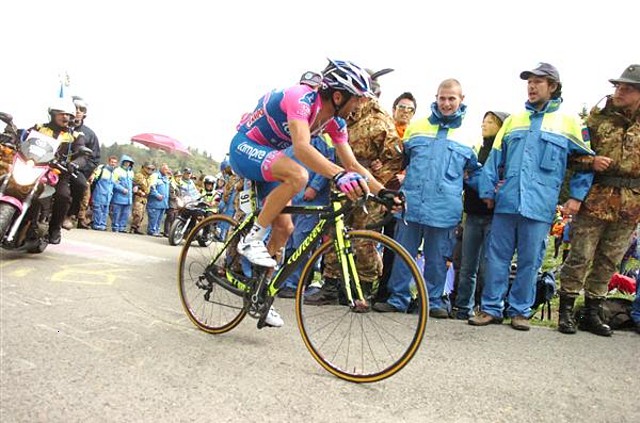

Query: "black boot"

xmin=557 ymin=294 xmax=577 ymax=334
xmin=578 ymin=297 xmax=612 ymax=337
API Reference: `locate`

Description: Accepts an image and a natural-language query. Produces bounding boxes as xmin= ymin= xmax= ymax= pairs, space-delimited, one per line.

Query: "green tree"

xmin=100 ymin=144 xmax=221 ymax=176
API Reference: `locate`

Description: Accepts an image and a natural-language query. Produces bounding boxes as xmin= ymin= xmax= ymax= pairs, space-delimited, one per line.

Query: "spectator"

xmin=391 ymin=91 xmax=417 ymax=139
xmin=165 ymin=170 xmax=184 ymax=236
xmin=561 ymin=215 xmax=572 ymax=263
xmin=550 ymin=206 xmax=566 ymax=259
xmin=146 ymin=163 xmax=171 ymax=237
xmin=111 ymin=155 xmax=135 ymax=233
xmin=619 ymin=230 xmax=638 ymax=274
xmin=373 ymin=78 xmax=481 ymax=317
xmin=558 ymin=64 xmax=640 ymax=336
xmin=90 ymin=155 xmax=118 ymax=231
xmin=179 ymin=168 xmax=200 ymax=199
xmin=129 ymin=162 xmax=155 ymax=234
xmin=278 ymin=135 xmax=335 ymax=299
xmin=470 ymin=63 xmax=594 ymax=331
xmin=375 ymin=91 xmax=418 ymax=302
xmin=305 ymin=68 xmax=403 ymax=305
xmin=454 ymin=110 xmax=509 ymax=320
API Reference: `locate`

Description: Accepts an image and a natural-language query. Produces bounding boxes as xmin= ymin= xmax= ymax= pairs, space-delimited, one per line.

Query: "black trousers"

xmin=49 ymin=173 xmax=87 ymax=232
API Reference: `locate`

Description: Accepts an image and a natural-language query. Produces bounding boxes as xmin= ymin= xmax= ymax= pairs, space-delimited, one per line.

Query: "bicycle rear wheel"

xmin=296 ymin=229 xmax=428 ymax=383
xmin=178 ymin=214 xmax=248 ymax=334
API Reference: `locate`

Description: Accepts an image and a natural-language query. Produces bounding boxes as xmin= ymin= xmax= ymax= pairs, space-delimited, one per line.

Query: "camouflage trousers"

xmin=322 ymin=202 xmax=384 ymax=283
xmin=559 ymin=213 xmax=636 ymax=298
xmin=130 ymin=197 xmax=147 ymax=229
xmin=77 ymin=181 xmax=91 ymax=225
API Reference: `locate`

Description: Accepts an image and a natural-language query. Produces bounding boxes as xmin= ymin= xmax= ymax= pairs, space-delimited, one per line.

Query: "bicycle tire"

xmin=178 ymin=214 xmax=248 ymax=334
xmin=295 ymin=229 xmax=428 ymax=383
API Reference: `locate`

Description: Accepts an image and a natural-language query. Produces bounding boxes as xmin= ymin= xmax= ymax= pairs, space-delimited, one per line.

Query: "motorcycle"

xmin=168 ymin=195 xmax=218 ymax=246
xmin=0 ymin=112 xmax=91 ymax=253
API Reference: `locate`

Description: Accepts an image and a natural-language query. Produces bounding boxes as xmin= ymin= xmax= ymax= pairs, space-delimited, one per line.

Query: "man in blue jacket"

xmin=373 ymin=78 xmax=481 ymax=317
xmin=278 ymin=135 xmax=335 ymax=298
xmin=469 ymin=63 xmax=594 ymax=331
xmin=90 ymin=156 xmax=117 ymax=231
xmin=146 ymin=163 xmax=171 ymax=236
xmin=111 ymin=155 xmax=135 ymax=232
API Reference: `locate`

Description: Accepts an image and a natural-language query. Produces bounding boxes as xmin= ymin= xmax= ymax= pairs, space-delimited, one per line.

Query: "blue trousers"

xmin=386 ymin=219 xmax=455 ymax=311
xmin=480 ymin=213 xmax=550 ymax=318
xmin=455 ymin=213 xmax=493 ymax=317
xmin=147 ymin=208 xmax=165 ymax=235
xmin=282 ymin=214 xmax=320 ymax=289
xmin=92 ymin=203 xmax=109 ymax=230
xmin=111 ymin=204 xmax=131 ymax=232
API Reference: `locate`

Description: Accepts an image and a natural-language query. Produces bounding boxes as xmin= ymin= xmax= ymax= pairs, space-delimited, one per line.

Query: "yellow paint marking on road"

xmin=51 ymin=262 xmax=131 ymax=286
xmin=8 ymin=267 xmax=34 ymax=278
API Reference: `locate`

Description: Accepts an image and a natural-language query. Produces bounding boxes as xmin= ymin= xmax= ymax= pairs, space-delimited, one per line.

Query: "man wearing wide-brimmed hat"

xmin=559 ymin=64 xmax=640 ymax=337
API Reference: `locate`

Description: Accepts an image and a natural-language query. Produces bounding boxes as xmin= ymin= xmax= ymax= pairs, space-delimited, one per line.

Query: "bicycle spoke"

xmin=178 ymin=215 xmax=247 ymax=334
xmin=297 ymin=230 xmax=427 ymax=382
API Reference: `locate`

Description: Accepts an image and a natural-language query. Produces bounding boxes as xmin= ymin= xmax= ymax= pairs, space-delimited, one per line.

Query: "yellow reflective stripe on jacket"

xmin=321 ymin=133 xmax=334 ymax=148
xmin=493 ymin=112 xmax=591 ymax=154
xmin=34 ymin=125 xmax=77 ymax=144
xmin=403 ymin=117 xmax=469 ymax=147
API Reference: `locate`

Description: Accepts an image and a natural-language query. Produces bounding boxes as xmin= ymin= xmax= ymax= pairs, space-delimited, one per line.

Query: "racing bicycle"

xmin=177 ymin=182 xmax=428 ymax=383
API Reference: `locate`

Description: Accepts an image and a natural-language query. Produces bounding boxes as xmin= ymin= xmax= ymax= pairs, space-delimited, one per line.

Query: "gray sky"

xmin=2 ymin=0 xmax=636 ymax=162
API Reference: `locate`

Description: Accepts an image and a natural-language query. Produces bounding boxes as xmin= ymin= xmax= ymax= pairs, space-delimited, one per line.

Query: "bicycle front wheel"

xmin=295 ymin=229 xmax=428 ymax=383
xmin=178 ymin=214 xmax=247 ymax=334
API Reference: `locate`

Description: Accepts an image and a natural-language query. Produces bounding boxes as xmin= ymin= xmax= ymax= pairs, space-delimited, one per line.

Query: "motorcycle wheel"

xmin=0 ymin=203 xmax=18 ymax=240
xmin=169 ymin=219 xmax=188 ymax=246
xmin=197 ymin=228 xmax=214 ymax=247
xmin=27 ymin=238 xmax=48 ymax=254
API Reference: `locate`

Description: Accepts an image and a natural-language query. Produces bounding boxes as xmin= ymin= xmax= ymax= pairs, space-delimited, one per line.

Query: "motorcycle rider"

xmin=28 ymin=98 xmax=88 ymax=244
xmin=66 ymin=96 xmax=101 ymax=230
xmin=200 ymin=175 xmax=220 ymax=211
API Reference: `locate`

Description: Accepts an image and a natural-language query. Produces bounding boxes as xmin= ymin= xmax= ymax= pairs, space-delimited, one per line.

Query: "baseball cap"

xmin=608 ymin=64 xmax=640 ymax=86
xmin=520 ymin=62 xmax=560 ymax=82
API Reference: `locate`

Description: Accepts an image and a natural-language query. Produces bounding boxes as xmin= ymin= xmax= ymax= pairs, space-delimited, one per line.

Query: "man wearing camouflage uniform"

xmin=129 ymin=162 xmax=155 ymax=234
xmin=306 ymin=69 xmax=404 ymax=304
xmin=559 ymin=64 xmax=640 ymax=337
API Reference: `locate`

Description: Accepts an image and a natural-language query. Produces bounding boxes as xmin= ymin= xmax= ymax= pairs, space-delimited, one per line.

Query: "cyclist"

xmin=229 ymin=59 xmax=395 ymax=326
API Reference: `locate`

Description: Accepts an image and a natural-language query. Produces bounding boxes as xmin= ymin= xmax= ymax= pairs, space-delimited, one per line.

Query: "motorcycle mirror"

xmin=0 ymin=112 xmax=14 ymax=126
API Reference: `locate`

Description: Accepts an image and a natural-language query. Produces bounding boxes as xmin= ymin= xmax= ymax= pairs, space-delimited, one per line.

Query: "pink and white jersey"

xmin=236 ymin=84 xmax=348 ymax=150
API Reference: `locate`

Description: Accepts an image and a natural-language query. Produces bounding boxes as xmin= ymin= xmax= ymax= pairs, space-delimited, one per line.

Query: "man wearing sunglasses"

xmin=392 ymin=92 xmax=417 ymax=139
xmin=65 ymin=96 xmax=101 ymax=230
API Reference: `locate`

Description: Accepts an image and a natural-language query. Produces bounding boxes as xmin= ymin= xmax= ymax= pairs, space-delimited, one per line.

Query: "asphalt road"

xmin=1 ymin=228 xmax=638 ymax=423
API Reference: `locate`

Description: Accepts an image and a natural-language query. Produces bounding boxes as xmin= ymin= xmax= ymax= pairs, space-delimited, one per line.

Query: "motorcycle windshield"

xmin=20 ymin=130 xmax=60 ymax=164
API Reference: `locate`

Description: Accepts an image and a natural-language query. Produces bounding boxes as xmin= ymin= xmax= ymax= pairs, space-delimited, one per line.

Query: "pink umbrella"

xmin=131 ymin=133 xmax=191 ymax=155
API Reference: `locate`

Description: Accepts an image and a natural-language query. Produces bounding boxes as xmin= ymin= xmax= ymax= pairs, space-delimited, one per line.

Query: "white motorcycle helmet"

xmin=48 ymin=97 xmax=77 ymax=117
